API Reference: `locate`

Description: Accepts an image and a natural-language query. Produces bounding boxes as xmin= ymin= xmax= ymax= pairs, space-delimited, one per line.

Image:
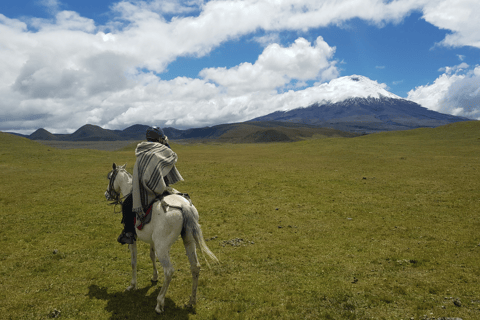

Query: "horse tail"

xmin=181 ymin=204 xmax=219 ymax=267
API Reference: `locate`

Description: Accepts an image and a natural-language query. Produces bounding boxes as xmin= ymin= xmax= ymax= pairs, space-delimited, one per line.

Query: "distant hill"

xmin=29 ymin=128 xmax=59 ymax=140
xmin=69 ymin=124 xmax=124 ymax=141
xmin=29 ymin=124 xmax=123 ymax=141
xmin=25 ymin=121 xmax=358 ymax=143
xmin=115 ymin=124 xmax=151 ymax=140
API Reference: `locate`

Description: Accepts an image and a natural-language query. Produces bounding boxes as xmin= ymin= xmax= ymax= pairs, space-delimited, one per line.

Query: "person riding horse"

xmin=117 ymin=126 xmax=183 ymax=244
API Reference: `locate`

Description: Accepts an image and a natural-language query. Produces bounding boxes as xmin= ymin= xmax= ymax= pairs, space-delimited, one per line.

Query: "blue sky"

xmin=1 ymin=0 xmax=479 ymax=133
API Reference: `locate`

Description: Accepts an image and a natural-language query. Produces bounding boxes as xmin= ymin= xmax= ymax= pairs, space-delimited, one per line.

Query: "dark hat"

xmin=146 ymin=126 xmax=165 ymax=142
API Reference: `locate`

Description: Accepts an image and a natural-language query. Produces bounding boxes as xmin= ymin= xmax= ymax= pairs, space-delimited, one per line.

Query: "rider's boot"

xmin=117 ymin=229 xmax=135 ymax=245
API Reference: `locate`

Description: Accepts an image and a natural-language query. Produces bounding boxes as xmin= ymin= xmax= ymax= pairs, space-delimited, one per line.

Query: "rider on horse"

xmin=117 ymin=126 xmax=183 ymax=245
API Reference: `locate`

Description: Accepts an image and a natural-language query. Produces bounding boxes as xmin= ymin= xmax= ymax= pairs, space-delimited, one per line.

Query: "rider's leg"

xmin=118 ymin=194 xmax=136 ymax=245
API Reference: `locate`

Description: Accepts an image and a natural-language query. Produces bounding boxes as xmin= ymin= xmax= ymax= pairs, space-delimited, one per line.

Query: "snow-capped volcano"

xmin=303 ymin=75 xmax=401 ymax=104
xmin=251 ymin=75 xmax=470 ymax=133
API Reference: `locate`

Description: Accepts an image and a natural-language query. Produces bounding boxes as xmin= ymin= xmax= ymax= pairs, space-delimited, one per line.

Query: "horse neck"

xmin=117 ymin=170 xmax=133 ymax=196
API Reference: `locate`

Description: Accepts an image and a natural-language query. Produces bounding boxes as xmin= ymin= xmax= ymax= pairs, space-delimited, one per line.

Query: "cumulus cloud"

xmin=1 ymin=0 xmax=480 ymax=133
xmin=200 ymin=37 xmax=338 ymax=95
xmin=408 ymin=64 xmax=480 ymax=119
xmin=438 ymin=62 xmax=469 ymax=74
xmin=422 ymin=0 xmax=480 ymax=48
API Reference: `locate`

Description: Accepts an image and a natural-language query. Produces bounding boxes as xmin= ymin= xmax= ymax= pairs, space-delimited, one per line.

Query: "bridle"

xmin=106 ymin=168 xmax=131 ymax=212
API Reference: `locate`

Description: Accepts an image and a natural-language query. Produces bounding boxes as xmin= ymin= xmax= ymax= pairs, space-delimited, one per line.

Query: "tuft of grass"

xmin=1 ymin=121 xmax=480 ymax=319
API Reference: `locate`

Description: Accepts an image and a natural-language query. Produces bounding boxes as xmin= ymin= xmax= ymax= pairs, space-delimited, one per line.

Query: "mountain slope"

xmin=214 ymin=121 xmax=358 ymax=143
xmin=251 ymin=75 xmax=470 ymax=133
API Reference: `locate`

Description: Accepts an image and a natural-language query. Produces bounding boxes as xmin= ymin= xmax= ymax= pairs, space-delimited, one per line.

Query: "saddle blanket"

xmin=135 ymin=188 xmax=191 ymax=230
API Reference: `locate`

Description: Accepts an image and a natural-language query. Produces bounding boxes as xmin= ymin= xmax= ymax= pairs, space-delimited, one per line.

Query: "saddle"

xmin=135 ymin=189 xmax=191 ymax=230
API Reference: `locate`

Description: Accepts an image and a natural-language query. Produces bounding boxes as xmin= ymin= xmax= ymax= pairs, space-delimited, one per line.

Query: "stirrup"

xmin=117 ymin=231 xmax=136 ymax=245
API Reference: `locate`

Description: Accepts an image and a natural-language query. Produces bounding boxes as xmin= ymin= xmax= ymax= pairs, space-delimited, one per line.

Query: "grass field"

xmin=1 ymin=121 xmax=479 ymax=320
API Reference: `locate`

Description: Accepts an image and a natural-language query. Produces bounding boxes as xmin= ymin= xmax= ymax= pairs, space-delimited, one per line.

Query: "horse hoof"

xmin=125 ymin=285 xmax=137 ymax=291
xmin=151 ymin=279 xmax=158 ymax=285
xmin=188 ymin=296 xmax=196 ymax=307
xmin=185 ymin=304 xmax=196 ymax=314
xmin=155 ymin=306 xmax=164 ymax=314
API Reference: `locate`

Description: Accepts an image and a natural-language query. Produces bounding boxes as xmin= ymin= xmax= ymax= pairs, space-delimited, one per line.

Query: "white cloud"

xmin=422 ymin=0 xmax=480 ymax=48
xmin=253 ymin=33 xmax=281 ymax=47
xmin=199 ymin=37 xmax=338 ymax=95
xmin=407 ymin=73 xmax=464 ymax=111
xmin=28 ymin=10 xmax=97 ymax=32
xmin=438 ymin=62 xmax=469 ymax=74
xmin=408 ymin=64 xmax=480 ymax=119
xmin=474 ymin=66 xmax=480 ymax=77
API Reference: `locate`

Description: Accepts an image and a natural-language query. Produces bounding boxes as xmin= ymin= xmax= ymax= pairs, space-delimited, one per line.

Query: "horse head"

xmin=105 ymin=163 xmax=131 ymax=203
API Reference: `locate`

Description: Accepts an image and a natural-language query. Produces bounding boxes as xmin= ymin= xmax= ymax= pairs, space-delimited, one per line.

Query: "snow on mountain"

xmin=266 ymin=75 xmax=403 ymax=115
xmin=306 ymin=75 xmax=401 ymax=104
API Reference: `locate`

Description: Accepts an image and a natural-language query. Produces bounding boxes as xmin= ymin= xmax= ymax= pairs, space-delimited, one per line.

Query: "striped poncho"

xmin=132 ymin=141 xmax=183 ymax=215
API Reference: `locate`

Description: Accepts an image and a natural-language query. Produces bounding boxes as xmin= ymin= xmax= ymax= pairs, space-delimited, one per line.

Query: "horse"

xmin=104 ymin=163 xmax=218 ymax=314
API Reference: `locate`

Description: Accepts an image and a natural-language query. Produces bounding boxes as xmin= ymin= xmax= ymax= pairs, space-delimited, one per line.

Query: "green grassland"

xmin=1 ymin=121 xmax=480 ymax=319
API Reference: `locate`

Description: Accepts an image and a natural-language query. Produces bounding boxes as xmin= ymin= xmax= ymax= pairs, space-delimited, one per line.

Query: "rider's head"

xmin=146 ymin=126 xmax=170 ymax=147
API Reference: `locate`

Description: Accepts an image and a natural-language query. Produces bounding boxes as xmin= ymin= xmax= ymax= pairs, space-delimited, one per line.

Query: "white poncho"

xmin=132 ymin=141 xmax=183 ymax=214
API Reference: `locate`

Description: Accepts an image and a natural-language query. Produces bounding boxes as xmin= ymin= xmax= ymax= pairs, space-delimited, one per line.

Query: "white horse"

xmin=104 ymin=163 xmax=218 ymax=314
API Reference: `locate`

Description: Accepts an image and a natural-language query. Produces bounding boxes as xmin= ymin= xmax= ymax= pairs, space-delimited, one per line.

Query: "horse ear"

xmin=112 ymin=163 xmax=117 ymax=170
xmin=120 ymin=163 xmax=126 ymax=169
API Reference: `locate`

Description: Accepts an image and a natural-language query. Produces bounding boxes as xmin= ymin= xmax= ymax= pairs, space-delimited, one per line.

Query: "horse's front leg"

xmin=150 ymin=243 xmax=159 ymax=283
xmin=126 ymin=242 xmax=138 ymax=291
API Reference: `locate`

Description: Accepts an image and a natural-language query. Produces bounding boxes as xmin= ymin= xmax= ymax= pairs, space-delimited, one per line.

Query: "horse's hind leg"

xmin=154 ymin=249 xmax=175 ymax=314
xmin=182 ymin=231 xmax=201 ymax=308
xmin=126 ymin=242 xmax=138 ymax=291
xmin=150 ymin=243 xmax=159 ymax=283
